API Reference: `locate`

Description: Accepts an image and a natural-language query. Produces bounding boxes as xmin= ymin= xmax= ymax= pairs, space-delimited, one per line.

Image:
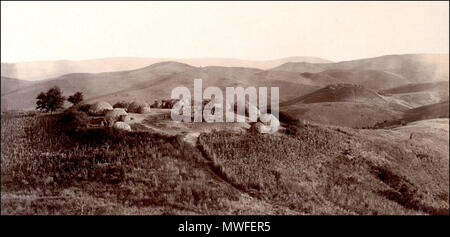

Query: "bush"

xmin=36 ymin=86 xmax=66 ymax=113
xmin=67 ymin=92 xmax=84 ymax=105
xmin=127 ymin=101 xmax=151 ymax=114
xmin=78 ymin=103 xmax=91 ymax=113
xmin=280 ymin=112 xmax=307 ymax=136
xmin=58 ymin=109 xmax=89 ymax=132
xmin=70 ymin=103 xmax=91 ymax=113
xmin=113 ymin=101 xmax=130 ymax=109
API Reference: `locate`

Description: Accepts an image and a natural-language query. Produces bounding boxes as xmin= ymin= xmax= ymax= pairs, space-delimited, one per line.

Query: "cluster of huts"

xmin=87 ymin=101 xmax=152 ymax=131
xmin=153 ymin=98 xmax=281 ymax=134
xmin=150 ymin=99 xmax=180 ymax=109
xmin=85 ymin=99 xmax=280 ymax=134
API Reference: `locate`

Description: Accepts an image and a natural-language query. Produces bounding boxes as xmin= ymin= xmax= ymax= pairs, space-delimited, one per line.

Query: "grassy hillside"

xmin=279 ymin=84 xmax=411 ymax=128
xmin=381 ymin=81 xmax=449 ymax=94
xmin=280 ymin=102 xmax=405 ymax=128
xmin=2 ymin=54 xmax=447 ymax=112
xmin=273 ymin=54 xmax=449 ymax=83
xmin=301 ymin=69 xmax=408 ymax=90
xmin=0 ymin=112 xmax=287 ymax=214
xmin=198 ymin=120 xmax=449 ymax=214
xmin=372 ymin=101 xmax=449 ymax=128
xmin=403 ymin=101 xmax=449 ymax=121
xmin=380 ymin=81 xmax=449 ymax=108
xmin=1 ymin=76 xmax=35 ymax=95
xmin=2 ymin=112 xmax=448 ymax=215
xmin=279 ymin=98 xmax=448 ymax=129
xmin=0 ymin=62 xmax=319 ymax=111
xmin=280 ymin=84 xmax=388 ymax=106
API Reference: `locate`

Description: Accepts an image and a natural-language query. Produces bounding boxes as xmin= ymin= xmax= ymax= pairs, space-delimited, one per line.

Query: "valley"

xmin=1 ymin=53 xmax=448 ymax=215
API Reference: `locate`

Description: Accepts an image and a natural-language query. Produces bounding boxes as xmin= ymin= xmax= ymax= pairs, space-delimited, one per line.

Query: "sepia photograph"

xmin=1 ymin=0 xmax=449 ymax=222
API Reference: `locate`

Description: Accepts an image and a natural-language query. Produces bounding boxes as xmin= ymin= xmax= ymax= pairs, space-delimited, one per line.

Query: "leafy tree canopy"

xmin=68 ymin=92 xmax=84 ymax=105
xmin=36 ymin=86 xmax=66 ymax=112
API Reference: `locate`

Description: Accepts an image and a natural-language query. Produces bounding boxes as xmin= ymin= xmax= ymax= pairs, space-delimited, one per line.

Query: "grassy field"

xmin=1 ymin=112 xmax=243 ymax=214
xmin=198 ymin=121 xmax=449 ymax=214
xmin=1 ymin=111 xmax=448 ymax=215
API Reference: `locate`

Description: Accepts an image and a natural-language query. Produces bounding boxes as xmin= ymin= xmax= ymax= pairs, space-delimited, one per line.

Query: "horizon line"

xmin=1 ymin=52 xmax=449 ymax=65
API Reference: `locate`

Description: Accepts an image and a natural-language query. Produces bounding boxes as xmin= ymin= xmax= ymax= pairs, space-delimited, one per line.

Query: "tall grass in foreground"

xmin=1 ymin=113 xmax=238 ymax=215
xmin=1 ymin=112 xmax=448 ymax=215
xmin=198 ymin=125 xmax=449 ymax=215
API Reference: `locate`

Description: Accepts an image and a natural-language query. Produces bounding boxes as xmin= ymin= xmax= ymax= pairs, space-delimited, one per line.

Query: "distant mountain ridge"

xmin=280 ymin=84 xmax=387 ymax=106
xmin=1 ymin=76 xmax=36 ymax=95
xmin=1 ymin=56 xmax=332 ymax=81
xmin=1 ymin=53 xmax=448 ymax=125
xmin=271 ymin=54 xmax=449 ymax=83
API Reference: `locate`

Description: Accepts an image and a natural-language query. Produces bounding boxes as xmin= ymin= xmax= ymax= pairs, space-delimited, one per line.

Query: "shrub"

xmin=88 ymin=101 xmax=113 ymax=116
xmin=113 ymin=101 xmax=130 ymax=110
xmin=67 ymin=92 xmax=84 ymax=105
xmin=58 ymin=109 xmax=89 ymax=132
xmin=105 ymin=108 xmax=128 ymax=126
xmin=77 ymin=103 xmax=91 ymax=113
xmin=127 ymin=101 xmax=151 ymax=114
xmin=36 ymin=86 xmax=66 ymax=113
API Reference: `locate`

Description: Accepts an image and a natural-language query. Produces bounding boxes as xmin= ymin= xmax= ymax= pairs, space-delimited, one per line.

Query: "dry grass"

xmin=1 ymin=111 xmax=448 ymax=215
xmin=1 ymin=112 xmax=240 ymax=215
xmin=198 ymin=122 xmax=449 ymax=215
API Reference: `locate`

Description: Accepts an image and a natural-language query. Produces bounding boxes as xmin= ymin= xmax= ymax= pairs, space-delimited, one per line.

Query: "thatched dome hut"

xmin=258 ymin=113 xmax=280 ymax=134
xmin=127 ymin=101 xmax=151 ymax=114
xmin=88 ymin=101 xmax=113 ymax=116
xmin=151 ymin=100 xmax=163 ymax=108
xmin=113 ymin=121 xmax=132 ymax=132
xmin=249 ymin=122 xmax=265 ymax=133
xmin=120 ymin=115 xmax=133 ymax=122
xmin=105 ymin=108 xmax=128 ymax=126
xmin=113 ymin=101 xmax=130 ymax=110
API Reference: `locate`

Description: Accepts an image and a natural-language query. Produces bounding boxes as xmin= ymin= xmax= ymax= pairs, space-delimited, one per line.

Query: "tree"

xmin=68 ymin=92 xmax=84 ymax=105
xmin=36 ymin=92 xmax=47 ymax=111
xmin=36 ymin=86 xmax=66 ymax=113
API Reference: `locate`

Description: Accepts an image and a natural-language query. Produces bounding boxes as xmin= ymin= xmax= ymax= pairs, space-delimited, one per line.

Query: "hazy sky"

xmin=1 ymin=1 xmax=449 ymax=63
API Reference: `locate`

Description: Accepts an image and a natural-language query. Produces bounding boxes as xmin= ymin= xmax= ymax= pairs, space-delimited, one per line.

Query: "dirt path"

xmin=123 ymin=111 xmax=298 ymax=214
xmin=193 ymin=139 xmax=299 ymax=214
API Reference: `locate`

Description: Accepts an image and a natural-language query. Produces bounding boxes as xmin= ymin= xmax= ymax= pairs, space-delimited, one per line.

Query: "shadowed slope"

xmin=273 ymin=54 xmax=449 ymax=83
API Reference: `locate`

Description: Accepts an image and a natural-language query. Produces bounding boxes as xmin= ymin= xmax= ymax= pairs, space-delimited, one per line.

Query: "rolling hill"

xmin=281 ymin=102 xmax=405 ymax=128
xmin=271 ymin=54 xmax=449 ymax=127
xmin=269 ymin=62 xmax=327 ymax=74
xmin=403 ymin=100 xmax=449 ymax=122
xmin=2 ymin=111 xmax=448 ymax=215
xmin=1 ymin=76 xmax=36 ymax=95
xmin=380 ymin=81 xmax=449 ymax=108
xmin=280 ymin=84 xmax=389 ymax=106
xmin=381 ymin=81 xmax=449 ymax=94
xmin=279 ymin=79 xmax=449 ymax=128
xmin=279 ymin=84 xmax=409 ymax=128
xmin=1 ymin=53 xmax=448 ymax=129
xmin=372 ymin=101 xmax=450 ymax=129
xmin=278 ymin=82 xmax=448 ymax=128
xmin=0 ymin=56 xmax=332 ymax=81
xmin=298 ymin=69 xmax=409 ymax=90
xmin=1 ymin=54 xmax=448 ymax=214
xmin=1 ymin=61 xmax=319 ymax=111
xmin=272 ymin=54 xmax=449 ymax=83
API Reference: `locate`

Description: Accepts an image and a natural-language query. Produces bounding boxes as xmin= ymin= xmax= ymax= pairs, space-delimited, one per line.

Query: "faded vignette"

xmin=0 ymin=1 xmax=449 ymax=220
